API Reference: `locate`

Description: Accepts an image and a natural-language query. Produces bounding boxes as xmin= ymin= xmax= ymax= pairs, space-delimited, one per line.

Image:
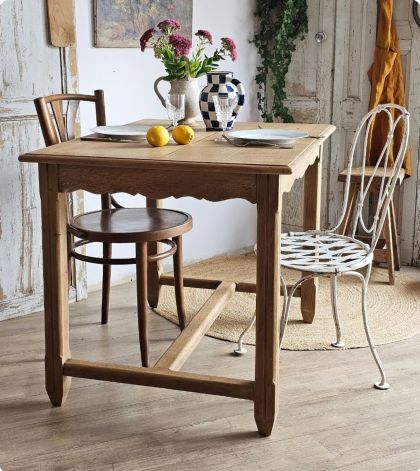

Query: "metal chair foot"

xmin=233 ymin=310 xmax=256 ymax=358
xmin=374 ymin=381 xmax=391 ymax=390
xmin=233 ymin=346 xmax=247 ymax=356
xmin=331 ymin=341 xmax=345 ymax=349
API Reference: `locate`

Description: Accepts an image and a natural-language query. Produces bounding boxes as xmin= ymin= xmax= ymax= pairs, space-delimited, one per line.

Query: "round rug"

xmin=155 ymin=253 xmax=420 ymax=350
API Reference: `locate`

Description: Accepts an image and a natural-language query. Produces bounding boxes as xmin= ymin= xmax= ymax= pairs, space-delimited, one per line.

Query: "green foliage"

xmin=161 ymin=41 xmax=224 ymax=81
xmin=252 ymin=0 xmax=308 ymax=122
xmin=161 ymin=48 xmax=225 ymax=82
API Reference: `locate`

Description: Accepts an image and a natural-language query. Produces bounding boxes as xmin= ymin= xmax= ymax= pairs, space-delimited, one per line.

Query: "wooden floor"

xmin=1 ymin=278 xmax=419 ymax=471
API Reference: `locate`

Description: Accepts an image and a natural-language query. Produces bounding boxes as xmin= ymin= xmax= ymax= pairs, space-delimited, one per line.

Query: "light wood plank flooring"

xmin=1 ymin=277 xmax=419 ymax=470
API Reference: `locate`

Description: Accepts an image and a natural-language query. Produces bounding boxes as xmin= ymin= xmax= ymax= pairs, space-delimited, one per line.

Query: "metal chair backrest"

xmin=34 ymin=90 xmax=106 ymax=146
xmin=332 ymin=104 xmax=410 ymax=254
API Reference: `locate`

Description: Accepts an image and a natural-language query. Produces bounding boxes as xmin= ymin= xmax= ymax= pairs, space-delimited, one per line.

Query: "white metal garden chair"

xmin=234 ymin=103 xmax=410 ymax=390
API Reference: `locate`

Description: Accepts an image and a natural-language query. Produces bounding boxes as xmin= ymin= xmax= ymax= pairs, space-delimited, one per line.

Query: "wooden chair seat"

xmin=69 ymin=208 xmax=192 ymax=243
xmin=68 ymin=206 xmax=192 ymax=367
xmin=338 ymin=166 xmax=406 ymax=184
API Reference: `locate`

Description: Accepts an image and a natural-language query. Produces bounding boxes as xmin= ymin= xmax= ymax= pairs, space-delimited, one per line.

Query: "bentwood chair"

xmin=34 ymin=90 xmax=192 ymax=367
xmin=235 ymin=104 xmax=410 ymax=390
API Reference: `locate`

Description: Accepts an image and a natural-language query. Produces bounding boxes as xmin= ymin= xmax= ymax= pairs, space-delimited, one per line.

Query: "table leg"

xmin=254 ymin=175 xmax=281 ymax=437
xmin=301 ymin=147 xmax=322 ymax=324
xmin=39 ymin=164 xmax=71 ymax=406
xmin=146 ymin=198 xmax=163 ymax=308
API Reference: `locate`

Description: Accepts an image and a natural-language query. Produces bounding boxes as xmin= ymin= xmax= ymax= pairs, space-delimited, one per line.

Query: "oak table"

xmin=19 ymin=121 xmax=335 ymax=436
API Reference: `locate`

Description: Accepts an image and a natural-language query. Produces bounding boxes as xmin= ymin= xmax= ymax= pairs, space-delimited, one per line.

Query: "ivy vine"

xmin=252 ymin=0 xmax=308 ymax=123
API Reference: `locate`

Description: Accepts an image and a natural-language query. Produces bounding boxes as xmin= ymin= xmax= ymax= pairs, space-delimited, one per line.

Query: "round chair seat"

xmin=281 ymin=231 xmax=373 ymax=274
xmin=69 ymin=208 xmax=192 ymax=243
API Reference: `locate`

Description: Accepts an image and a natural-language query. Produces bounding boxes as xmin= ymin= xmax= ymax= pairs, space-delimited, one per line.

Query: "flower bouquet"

xmin=139 ymin=19 xmax=237 ymax=81
xmin=139 ymin=19 xmax=242 ymax=128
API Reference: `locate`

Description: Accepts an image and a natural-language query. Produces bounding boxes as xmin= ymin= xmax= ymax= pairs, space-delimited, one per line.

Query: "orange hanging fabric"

xmin=367 ymin=0 xmax=411 ymax=176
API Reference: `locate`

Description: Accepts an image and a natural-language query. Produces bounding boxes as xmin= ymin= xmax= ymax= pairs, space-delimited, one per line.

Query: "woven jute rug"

xmin=155 ymin=253 xmax=420 ymax=350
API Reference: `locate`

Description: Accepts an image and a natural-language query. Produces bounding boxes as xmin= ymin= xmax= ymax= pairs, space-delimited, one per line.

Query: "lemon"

xmin=146 ymin=126 xmax=170 ymax=147
xmin=172 ymin=125 xmax=195 ymax=145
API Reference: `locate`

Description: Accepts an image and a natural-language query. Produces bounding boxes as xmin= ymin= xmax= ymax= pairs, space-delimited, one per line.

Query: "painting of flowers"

xmin=94 ymin=0 xmax=193 ymax=48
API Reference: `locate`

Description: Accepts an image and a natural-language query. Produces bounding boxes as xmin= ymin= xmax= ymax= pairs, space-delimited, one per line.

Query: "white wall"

xmin=74 ymin=0 xmax=259 ymax=289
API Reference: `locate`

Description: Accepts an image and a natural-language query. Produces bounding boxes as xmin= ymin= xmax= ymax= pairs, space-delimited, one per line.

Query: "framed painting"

xmin=94 ymin=0 xmax=193 ymax=48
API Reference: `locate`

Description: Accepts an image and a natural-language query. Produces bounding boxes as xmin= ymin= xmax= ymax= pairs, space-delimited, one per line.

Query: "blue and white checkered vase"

xmin=199 ymin=71 xmax=245 ymax=131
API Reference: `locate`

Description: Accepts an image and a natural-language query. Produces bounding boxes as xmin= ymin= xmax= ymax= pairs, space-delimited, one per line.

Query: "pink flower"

xmin=169 ymin=33 xmax=192 ymax=57
xmin=157 ymin=19 xmax=181 ymax=33
xmin=139 ymin=27 xmax=155 ymax=52
xmin=195 ymin=29 xmax=213 ymax=44
xmin=221 ymin=37 xmax=238 ymax=61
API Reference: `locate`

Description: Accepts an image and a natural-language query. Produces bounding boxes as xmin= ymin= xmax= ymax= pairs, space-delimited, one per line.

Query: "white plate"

xmin=227 ymin=129 xmax=308 ymax=145
xmin=91 ymin=124 xmax=149 ymax=138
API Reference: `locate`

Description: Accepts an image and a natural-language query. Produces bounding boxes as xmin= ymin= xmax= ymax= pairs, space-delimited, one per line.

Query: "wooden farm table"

xmin=19 ymin=121 xmax=335 ymax=436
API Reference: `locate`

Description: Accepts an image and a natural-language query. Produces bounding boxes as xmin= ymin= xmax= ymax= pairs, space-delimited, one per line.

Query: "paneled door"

xmin=282 ymin=0 xmax=336 ymax=230
xmin=327 ymin=0 xmax=378 ymax=228
xmin=0 ymin=0 xmax=80 ymax=320
xmin=284 ymin=0 xmax=420 ymax=265
xmin=394 ymin=1 xmax=420 ymax=265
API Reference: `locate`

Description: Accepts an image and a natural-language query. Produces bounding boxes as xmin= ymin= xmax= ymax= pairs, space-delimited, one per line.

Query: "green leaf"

xmin=251 ymin=0 xmax=308 ymax=122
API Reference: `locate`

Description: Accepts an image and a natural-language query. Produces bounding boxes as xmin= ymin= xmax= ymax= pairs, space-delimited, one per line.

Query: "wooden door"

xmin=0 ymin=0 xmax=80 ymax=320
xmin=327 ymin=0 xmax=378 ymax=228
xmin=394 ymin=2 xmax=420 ymax=265
xmin=282 ymin=0 xmax=336 ymax=231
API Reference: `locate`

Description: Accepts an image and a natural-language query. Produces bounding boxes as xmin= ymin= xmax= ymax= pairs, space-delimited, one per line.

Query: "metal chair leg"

xmin=279 ymin=294 xmax=292 ymax=350
xmin=232 ymin=241 xmax=258 ymax=355
xmin=360 ymin=267 xmax=390 ymax=390
xmin=279 ymin=275 xmax=306 ymax=350
xmin=278 ymin=275 xmax=289 ymax=347
xmin=233 ymin=275 xmax=288 ymax=356
xmin=233 ymin=311 xmax=256 ymax=356
xmin=330 ymin=276 xmax=345 ymax=348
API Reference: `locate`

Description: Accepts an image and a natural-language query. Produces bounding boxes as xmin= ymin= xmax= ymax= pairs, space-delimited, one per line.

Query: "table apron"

xmin=57 ymin=164 xmax=258 ymax=203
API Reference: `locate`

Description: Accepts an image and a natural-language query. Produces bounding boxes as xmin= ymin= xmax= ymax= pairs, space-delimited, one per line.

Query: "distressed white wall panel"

xmin=0 ymin=0 xmax=62 ymax=104
xmin=0 ymin=121 xmax=44 ymax=319
xmin=0 ymin=0 xmax=80 ymax=319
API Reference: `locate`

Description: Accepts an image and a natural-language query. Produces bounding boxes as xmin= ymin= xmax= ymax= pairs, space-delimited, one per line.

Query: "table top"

xmin=19 ymin=121 xmax=335 ymax=175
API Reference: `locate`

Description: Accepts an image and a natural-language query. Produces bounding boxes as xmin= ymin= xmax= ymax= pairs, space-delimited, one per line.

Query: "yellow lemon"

xmin=146 ymin=126 xmax=170 ymax=147
xmin=172 ymin=125 xmax=195 ymax=145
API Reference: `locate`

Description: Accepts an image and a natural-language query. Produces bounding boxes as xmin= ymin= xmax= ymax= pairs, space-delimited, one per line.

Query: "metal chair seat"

xmin=281 ymin=232 xmax=372 ymax=273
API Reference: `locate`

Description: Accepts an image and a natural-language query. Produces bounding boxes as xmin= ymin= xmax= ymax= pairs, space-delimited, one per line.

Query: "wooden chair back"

xmin=34 ymin=90 xmax=110 ymax=212
xmin=332 ymin=103 xmax=410 ymax=253
xmin=34 ymin=90 xmax=106 ymax=146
